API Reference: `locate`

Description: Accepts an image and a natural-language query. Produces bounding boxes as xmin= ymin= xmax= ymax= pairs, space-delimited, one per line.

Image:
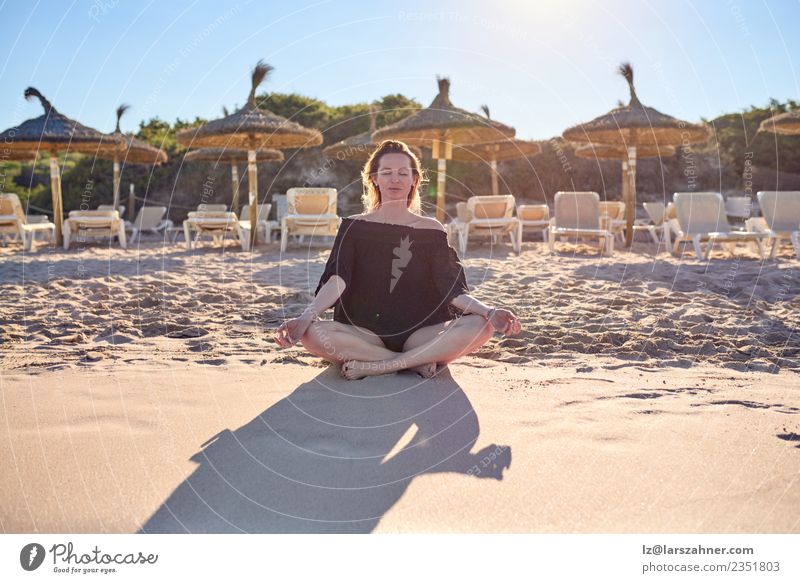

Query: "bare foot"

xmin=411 ymin=362 xmax=437 ymax=378
xmin=341 ymin=359 xmax=397 ymax=381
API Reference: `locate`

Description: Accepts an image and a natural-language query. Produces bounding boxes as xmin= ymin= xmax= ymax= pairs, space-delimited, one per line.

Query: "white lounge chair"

xmin=745 ymin=191 xmax=800 ymax=259
xmin=63 ymin=210 xmax=127 ymax=250
xmin=452 ymin=195 xmax=521 ymax=255
xmin=197 ymin=203 xmax=227 ymax=212
xmin=547 ymin=191 xmax=614 ymax=256
xmin=0 ymin=193 xmax=55 ymax=251
xmin=671 ymin=192 xmax=767 ymax=260
xmin=183 ymin=211 xmax=249 ymax=251
xmin=281 ymin=188 xmax=340 ymax=252
xmin=599 ymin=201 xmax=626 ymax=244
xmin=268 ymin=194 xmax=287 ymax=243
xmin=724 ymin=196 xmax=752 ymax=227
xmin=517 ymin=204 xmax=550 ymax=242
xmin=125 ymin=206 xmax=172 ymax=243
xmin=632 ymin=201 xmax=670 ymax=246
xmin=446 ymin=202 xmax=469 ymax=248
xmin=97 ymin=204 xmax=125 ymax=217
xmin=239 ymin=203 xmax=273 ymax=243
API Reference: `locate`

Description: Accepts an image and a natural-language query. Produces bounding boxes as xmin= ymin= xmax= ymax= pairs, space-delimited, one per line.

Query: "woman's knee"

xmin=300 ymin=322 xmax=338 ymax=354
xmin=457 ymin=314 xmax=494 ymax=340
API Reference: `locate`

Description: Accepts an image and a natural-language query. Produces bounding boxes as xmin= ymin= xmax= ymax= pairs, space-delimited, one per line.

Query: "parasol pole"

xmin=625 ymin=145 xmax=637 ymax=248
xmin=112 ymin=155 xmax=121 ymax=211
xmin=490 ymin=159 xmax=499 ymax=196
xmin=247 ymin=148 xmax=258 ymax=248
xmin=112 ymin=104 xmax=127 ymax=213
xmin=231 ymin=162 xmax=240 ymax=214
xmin=432 ymin=136 xmax=452 ymax=222
xmin=128 ymin=184 xmax=135 ymax=221
xmin=436 ymin=159 xmax=446 ymax=222
xmin=48 ymin=151 xmax=63 ymax=246
xmin=621 ymin=159 xmax=629 ymax=209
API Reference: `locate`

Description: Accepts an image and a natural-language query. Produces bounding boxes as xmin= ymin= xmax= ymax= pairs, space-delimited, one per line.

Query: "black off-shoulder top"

xmin=314 ymin=218 xmax=469 ymax=350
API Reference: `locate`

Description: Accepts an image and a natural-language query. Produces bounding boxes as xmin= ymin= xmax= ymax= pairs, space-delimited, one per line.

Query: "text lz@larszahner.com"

xmin=50 ymin=542 xmax=158 ymax=574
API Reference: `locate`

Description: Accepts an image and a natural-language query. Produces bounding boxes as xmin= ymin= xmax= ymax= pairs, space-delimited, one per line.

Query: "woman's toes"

xmin=411 ymin=363 xmax=437 ymax=378
xmin=342 ymin=360 xmax=364 ymax=381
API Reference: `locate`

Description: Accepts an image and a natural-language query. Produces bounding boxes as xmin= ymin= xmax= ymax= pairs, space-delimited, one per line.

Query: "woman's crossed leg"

xmin=336 ymin=315 xmax=494 ymax=380
xmin=300 ymin=321 xmax=449 ymax=379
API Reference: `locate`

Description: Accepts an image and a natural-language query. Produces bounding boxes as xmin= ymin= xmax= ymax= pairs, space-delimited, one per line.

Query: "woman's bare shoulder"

xmin=412 ymin=216 xmax=447 ymax=232
xmin=344 ymin=213 xmax=445 ymax=232
xmin=347 ymin=213 xmax=372 ymax=221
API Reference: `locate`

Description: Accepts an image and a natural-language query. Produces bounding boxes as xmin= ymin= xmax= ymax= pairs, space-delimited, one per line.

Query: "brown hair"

xmin=361 ymin=140 xmax=426 ymax=213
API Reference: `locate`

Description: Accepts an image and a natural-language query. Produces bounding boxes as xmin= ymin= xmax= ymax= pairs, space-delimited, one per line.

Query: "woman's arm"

xmin=299 ymin=275 xmax=346 ymax=320
xmin=449 ymin=293 xmax=522 ymax=336
xmin=274 ymin=275 xmax=346 ymax=347
xmin=450 ymin=293 xmax=493 ymax=318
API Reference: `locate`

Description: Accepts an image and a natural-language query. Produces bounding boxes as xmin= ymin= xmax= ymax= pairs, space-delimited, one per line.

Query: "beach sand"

xmin=1 ymin=235 xmax=799 ymax=532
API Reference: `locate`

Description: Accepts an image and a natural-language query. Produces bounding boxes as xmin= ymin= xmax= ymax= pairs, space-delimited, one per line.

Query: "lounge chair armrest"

xmin=455 ymin=202 xmax=472 ymax=223
xmin=283 ymin=213 xmax=339 ymax=220
xmin=744 ymin=217 xmax=769 ymax=233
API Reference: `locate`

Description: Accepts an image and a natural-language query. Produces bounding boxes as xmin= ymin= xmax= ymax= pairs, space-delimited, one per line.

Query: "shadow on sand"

xmin=140 ymin=366 xmax=511 ymax=533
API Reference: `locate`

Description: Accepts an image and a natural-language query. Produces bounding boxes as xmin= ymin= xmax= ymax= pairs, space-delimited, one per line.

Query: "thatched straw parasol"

xmin=574 ymin=143 xmax=675 ymax=160
xmin=0 ymin=87 xmax=124 ymax=245
xmin=575 ymin=142 xmax=676 ymax=207
xmin=177 ymin=61 xmax=322 ymax=247
xmin=184 ymin=147 xmax=283 ymax=214
xmin=758 ymin=110 xmax=800 ymax=136
xmin=106 ymin=104 xmax=168 ymax=211
xmin=373 ymin=77 xmax=515 ymax=221
xmin=446 ymin=105 xmax=540 ymax=195
xmin=0 ymin=149 xmax=40 ymax=162
xmin=563 ymin=63 xmax=708 ymax=246
xmin=323 ymin=105 xmax=422 ymax=162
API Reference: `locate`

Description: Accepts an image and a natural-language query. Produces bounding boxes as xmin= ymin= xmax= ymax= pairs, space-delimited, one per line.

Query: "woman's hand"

xmin=274 ymin=314 xmax=314 ymax=348
xmin=488 ymin=308 xmax=522 ymax=337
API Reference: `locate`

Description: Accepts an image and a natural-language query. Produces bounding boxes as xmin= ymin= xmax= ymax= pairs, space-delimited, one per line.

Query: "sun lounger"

xmin=631 ymin=201 xmax=669 ymax=246
xmin=125 ymin=206 xmax=172 ymax=243
xmin=516 ymin=204 xmax=550 ymax=242
xmin=97 ymin=204 xmax=125 ymax=217
xmin=63 ymin=210 xmax=127 ymax=250
xmin=599 ymin=201 xmax=626 ymax=244
xmin=547 ymin=191 xmax=614 ymax=255
xmin=451 ymin=195 xmax=521 ymax=255
xmin=281 ymin=188 xmax=340 ymax=252
xmin=0 ymin=193 xmax=56 ymax=251
xmin=745 ymin=191 xmax=800 ymax=259
xmin=239 ymin=203 xmax=273 ymax=243
xmin=671 ymin=192 xmax=767 ymax=259
xmin=724 ymin=196 xmax=752 ymax=227
xmin=446 ymin=202 xmax=469 ymax=248
xmin=183 ymin=211 xmax=249 ymax=251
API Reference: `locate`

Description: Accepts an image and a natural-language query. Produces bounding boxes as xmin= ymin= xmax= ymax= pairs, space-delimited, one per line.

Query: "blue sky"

xmin=1 ymin=0 xmax=798 ymax=141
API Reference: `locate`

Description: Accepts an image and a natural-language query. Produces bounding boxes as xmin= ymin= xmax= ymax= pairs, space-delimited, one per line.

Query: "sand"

xmin=1 ymin=234 xmax=799 ymax=532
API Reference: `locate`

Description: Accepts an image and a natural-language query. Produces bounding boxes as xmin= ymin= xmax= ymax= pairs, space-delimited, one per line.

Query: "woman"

xmin=274 ymin=140 xmax=522 ymax=380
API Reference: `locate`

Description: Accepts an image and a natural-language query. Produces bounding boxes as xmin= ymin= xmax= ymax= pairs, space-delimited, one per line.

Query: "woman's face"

xmin=374 ymin=153 xmax=416 ymax=205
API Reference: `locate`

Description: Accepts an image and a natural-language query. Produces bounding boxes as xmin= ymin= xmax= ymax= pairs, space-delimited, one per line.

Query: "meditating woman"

xmin=274 ymin=140 xmax=522 ymax=380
